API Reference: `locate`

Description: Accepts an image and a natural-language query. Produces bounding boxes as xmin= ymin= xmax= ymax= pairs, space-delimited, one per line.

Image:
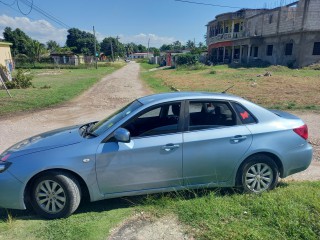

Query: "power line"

xmin=174 ymin=0 xmax=320 ymax=13
xmin=0 ymin=0 xmax=71 ymax=29
xmin=174 ymin=0 xmax=242 ymax=9
xmin=17 ymin=0 xmax=33 ymax=15
xmin=19 ymin=0 xmax=71 ymax=28
xmin=0 ymin=0 xmax=16 ymax=6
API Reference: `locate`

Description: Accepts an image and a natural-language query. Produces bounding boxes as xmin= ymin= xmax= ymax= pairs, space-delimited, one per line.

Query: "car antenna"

xmin=222 ymin=85 xmax=234 ymax=94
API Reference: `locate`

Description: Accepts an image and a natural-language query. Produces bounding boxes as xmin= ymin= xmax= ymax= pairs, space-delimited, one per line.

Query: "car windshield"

xmin=89 ymin=100 xmax=142 ymax=136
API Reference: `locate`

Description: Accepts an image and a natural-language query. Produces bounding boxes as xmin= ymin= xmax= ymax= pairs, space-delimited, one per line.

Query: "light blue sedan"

xmin=0 ymin=92 xmax=312 ymax=219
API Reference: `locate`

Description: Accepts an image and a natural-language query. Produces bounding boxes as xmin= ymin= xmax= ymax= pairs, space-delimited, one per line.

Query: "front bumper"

xmin=0 ymin=170 xmax=26 ymax=210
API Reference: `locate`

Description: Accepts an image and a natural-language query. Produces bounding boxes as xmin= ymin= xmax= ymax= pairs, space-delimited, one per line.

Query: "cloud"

xmin=0 ymin=14 xmax=67 ymax=44
xmin=119 ymin=33 xmax=176 ymax=47
xmin=0 ymin=15 xmax=176 ymax=48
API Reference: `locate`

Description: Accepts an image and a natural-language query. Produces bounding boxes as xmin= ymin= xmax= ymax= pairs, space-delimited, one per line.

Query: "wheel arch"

xmin=24 ymin=168 xmax=91 ymax=207
xmin=235 ymin=152 xmax=284 ymax=186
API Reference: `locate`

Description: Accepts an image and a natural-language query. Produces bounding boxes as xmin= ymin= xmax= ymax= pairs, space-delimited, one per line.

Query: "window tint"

xmin=188 ymin=101 xmax=236 ymax=131
xmin=285 ymin=43 xmax=293 ymax=56
xmin=266 ymin=45 xmax=273 ymax=56
xmin=253 ymin=47 xmax=258 ymax=58
xmin=232 ymin=103 xmax=257 ymax=124
xmin=312 ymin=42 xmax=320 ymax=55
xmin=123 ymin=103 xmax=181 ymax=137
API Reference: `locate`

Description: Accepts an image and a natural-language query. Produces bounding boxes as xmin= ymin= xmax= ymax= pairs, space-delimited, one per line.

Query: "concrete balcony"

xmin=207 ymin=32 xmax=247 ymax=45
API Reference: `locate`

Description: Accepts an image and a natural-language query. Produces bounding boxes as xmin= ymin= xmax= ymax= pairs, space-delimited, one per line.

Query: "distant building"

xmin=206 ymin=0 xmax=320 ymax=67
xmin=50 ymin=52 xmax=79 ymax=66
xmin=128 ymin=53 xmax=150 ymax=59
xmin=0 ymin=42 xmax=13 ymax=80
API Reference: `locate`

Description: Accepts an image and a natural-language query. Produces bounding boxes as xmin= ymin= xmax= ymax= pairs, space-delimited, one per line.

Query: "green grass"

xmin=140 ymin=64 xmax=320 ymax=110
xmin=140 ymin=62 xmax=171 ymax=93
xmin=1 ymin=182 xmax=319 ymax=239
xmin=0 ymin=62 xmax=124 ymax=117
xmin=0 ymin=198 xmax=134 ymax=240
xmin=142 ymin=182 xmax=320 ymax=239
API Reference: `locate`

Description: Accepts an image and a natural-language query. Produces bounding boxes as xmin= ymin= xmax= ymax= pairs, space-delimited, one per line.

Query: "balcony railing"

xmin=207 ymin=32 xmax=246 ymax=45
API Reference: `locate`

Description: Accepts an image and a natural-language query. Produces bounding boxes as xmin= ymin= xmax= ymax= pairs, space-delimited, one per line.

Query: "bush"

xmin=176 ymin=53 xmax=198 ymax=66
xmin=177 ymin=63 xmax=208 ymax=71
xmin=6 ymin=69 xmax=34 ymax=89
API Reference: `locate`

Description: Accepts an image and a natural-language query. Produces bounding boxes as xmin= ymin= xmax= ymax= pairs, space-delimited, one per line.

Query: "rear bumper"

xmin=282 ymin=143 xmax=313 ymax=178
xmin=0 ymin=170 xmax=26 ymax=210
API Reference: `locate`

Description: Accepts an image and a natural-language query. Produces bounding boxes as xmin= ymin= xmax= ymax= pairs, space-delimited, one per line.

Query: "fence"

xmin=13 ymin=56 xmax=100 ymax=69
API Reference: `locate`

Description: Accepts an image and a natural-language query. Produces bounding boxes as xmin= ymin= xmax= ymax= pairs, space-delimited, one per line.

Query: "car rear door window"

xmin=232 ymin=102 xmax=257 ymax=124
xmin=188 ymin=101 xmax=237 ymax=131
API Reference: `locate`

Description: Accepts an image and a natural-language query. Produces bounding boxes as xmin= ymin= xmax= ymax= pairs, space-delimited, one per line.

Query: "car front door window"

xmin=124 ymin=102 xmax=182 ymax=138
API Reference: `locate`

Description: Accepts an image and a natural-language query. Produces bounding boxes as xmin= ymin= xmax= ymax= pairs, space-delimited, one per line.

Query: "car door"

xmin=95 ymin=102 xmax=184 ymax=195
xmin=183 ymin=100 xmax=253 ymax=185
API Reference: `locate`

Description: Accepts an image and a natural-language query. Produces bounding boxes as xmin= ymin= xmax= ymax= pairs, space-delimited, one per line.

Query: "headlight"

xmin=0 ymin=162 xmax=12 ymax=173
xmin=0 ymin=154 xmax=12 ymax=173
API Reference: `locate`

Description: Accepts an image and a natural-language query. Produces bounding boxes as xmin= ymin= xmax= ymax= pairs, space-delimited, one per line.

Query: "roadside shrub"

xmin=176 ymin=53 xmax=198 ymax=66
xmin=6 ymin=69 xmax=34 ymax=89
xmin=176 ymin=63 xmax=208 ymax=71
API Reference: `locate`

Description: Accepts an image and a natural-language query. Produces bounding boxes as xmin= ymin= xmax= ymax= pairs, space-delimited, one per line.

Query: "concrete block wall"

xmin=261 ymin=11 xmax=279 ymax=35
xmin=278 ymin=8 xmax=303 ymax=33
xmin=304 ymin=0 xmax=320 ymax=30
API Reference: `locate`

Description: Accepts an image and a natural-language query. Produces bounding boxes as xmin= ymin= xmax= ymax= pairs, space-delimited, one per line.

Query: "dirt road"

xmin=0 ymin=62 xmax=149 ymax=152
xmin=0 ymin=61 xmax=319 ymax=181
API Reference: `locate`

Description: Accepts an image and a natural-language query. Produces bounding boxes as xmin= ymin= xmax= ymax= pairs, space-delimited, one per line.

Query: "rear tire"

xmin=30 ymin=171 xmax=81 ymax=219
xmin=241 ymin=155 xmax=279 ymax=193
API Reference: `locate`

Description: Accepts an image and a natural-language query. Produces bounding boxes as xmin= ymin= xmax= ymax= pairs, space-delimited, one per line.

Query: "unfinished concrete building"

xmin=206 ymin=0 xmax=320 ymax=67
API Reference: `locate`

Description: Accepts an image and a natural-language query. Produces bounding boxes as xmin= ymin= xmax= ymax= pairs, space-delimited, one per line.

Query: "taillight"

xmin=293 ymin=124 xmax=308 ymax=140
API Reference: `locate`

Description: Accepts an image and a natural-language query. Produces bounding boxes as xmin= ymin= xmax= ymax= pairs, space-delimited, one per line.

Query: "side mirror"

xmin=114 ymin=128 xmax=130 ymax=143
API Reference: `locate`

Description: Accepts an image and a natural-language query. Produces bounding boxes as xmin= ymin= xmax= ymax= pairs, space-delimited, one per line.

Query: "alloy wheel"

xmin=245 ymin=163 xmax=273 ymax=193
xmin=35 ymin=180 xmax=66 ymax=214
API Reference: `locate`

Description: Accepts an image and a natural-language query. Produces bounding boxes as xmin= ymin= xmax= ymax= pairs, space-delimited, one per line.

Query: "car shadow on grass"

xmin=0 ymin=184 xmax=290 ymax=221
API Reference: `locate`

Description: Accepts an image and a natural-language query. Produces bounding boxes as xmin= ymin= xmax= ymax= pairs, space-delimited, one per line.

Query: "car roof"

xmin=137 ymin=92 xmax=244 ymax=105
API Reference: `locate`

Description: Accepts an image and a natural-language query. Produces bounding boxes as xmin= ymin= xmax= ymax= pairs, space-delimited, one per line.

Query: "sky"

xmin=0 ymin=0 xmax=297 ymax=48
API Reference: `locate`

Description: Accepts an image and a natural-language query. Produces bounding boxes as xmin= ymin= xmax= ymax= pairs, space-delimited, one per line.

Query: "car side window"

xmin=231 ymin=102 xmax=257 ymax=124
xmin=188 ymin=101 xmax=236 ymax=131
xmin=123 ymin=102 xmax=181 ymax=138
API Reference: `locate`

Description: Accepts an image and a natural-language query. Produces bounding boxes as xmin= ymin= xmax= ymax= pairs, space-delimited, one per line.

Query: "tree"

xmin=186 ymin=40 xmax=195 ymax=50
xmin=3 ymin=27 xmax=33 ymax=56
xmin=46 ymin=40 xmax=60 ymax=53
xmin=149 ymin=47 xmax=160 ymax=57
xmin=159 ymin=44 xmax=173 ymax=52
xmin=27 ymin=40 xmax=46 ymax=63
xmin=137 ymin=44 xmax=147 ymax=53
xmin=66 ymin=28 xmax=100 ymax=55
xmin=172 ymin=41 xmax=182 ymax=52
xmin=198 ymin=42 xmax=207 ymax=51
xmin=100 ymin=37 xmax=125 ymax=59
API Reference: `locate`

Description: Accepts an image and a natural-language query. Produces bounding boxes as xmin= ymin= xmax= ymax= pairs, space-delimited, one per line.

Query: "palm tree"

xmin=186 ymin=40 xmax=195 ymax=50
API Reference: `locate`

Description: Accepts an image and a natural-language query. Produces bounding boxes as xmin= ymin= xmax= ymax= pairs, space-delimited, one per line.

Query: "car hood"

xmin=1 ymin=125 xmax=83 ymax=159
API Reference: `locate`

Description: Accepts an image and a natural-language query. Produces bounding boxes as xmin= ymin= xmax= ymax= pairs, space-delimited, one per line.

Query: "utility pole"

xmin=116 ymin=36 xmax=120 ymax=61
xmin=147 ymin=38 xmax=150 ymax=59
xmin=110 ymin=38 xmax=114 ymax=62
xmin=93 ymin=26 xmax=98 ymax=69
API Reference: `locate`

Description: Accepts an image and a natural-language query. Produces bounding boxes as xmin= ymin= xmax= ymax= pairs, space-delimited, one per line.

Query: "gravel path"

xmin=0 ymin=62 xmax=319 ymax=182
xmin=0 ymin=62 xmax=149 ymax=152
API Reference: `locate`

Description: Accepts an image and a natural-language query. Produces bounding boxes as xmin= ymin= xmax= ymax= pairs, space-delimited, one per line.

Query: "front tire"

xmin=241 ymin=155 xmax=279 ymax=193
xmin=30 ymin=171 xmax=81 ymax=219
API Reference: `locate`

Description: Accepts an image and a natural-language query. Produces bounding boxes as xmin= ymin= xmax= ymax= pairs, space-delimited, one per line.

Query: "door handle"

xmin=230 ymin=135 xmax=247 ymax=143
xmin=162 ymin=144 xmax=180 ymax=152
